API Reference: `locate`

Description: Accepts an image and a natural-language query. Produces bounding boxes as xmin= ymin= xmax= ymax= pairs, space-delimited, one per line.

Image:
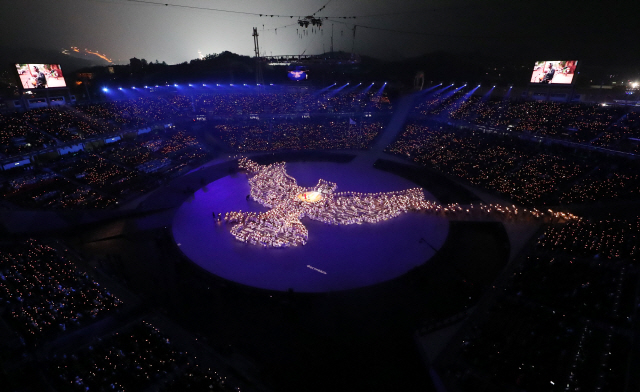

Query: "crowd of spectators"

xmin=2 ymin=169 xmax=116 ymax=209
xmin=445 ymin=299 xmax=631 ymax=392
xmin=0 ymin=239 xmax=238 ymax=391
xmin=0 ymin=97 xmax=195 ymax=161
xmin=538 ymin=217 xmax=639 ymax=262
xmin=75 ymin=101 xmax=151 ymax=130
xmin=0 ymin=128 xmax=210 ymax=209
xmin=195 ymin=90 xmax=391 ymax=116
xmin=23 ymin=107 xmax=111 ymax=142
xmin=82 ymin=96 xmax=189 ymax=124
xmin=414 ymin=91 xmax=640 ymax=152
xmin=0 ymin=112 xmax=54 ymax=158
xmin=387 ymin=123 xmax=590 ymax=205
xmin=387 ymin=121 xmax=640 ymax=206
xmin=0 ymin=239 xmax=122 ymax=344
xmin=441 ymin=216 xmax=638 ymax=392
xmin=48 ymin=320 xmax=237 ymax=392
xmin=0 ymin=89 xmax=391 ymax=160
xmin=213 ymin=118 xmax=385 ymax=152
xmin=560 ymin=165 xmax=640 ymax=204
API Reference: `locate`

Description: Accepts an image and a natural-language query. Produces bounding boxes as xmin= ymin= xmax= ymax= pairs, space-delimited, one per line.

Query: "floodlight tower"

xmin=253 ymin=27 xmax=265 ymax=86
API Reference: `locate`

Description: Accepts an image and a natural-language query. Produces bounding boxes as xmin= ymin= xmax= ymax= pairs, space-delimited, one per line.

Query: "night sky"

xmin=1 ymin=0 xmax=638 ymax=65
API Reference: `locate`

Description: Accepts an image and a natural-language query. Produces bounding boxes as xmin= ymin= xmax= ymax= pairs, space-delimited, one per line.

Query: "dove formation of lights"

xmin=224 ymin=158 xmax=432 ymax=248
xmin=223 ymin=159 xmax=580 ymax=248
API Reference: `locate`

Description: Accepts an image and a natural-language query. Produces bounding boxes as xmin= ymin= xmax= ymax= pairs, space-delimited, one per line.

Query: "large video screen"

xmin=530 ymin=60 xmax=578 ymax=84
xmin=15 ymin=64 xmax=67 ymax=89
xmin=287 ymin=69 xmax=308 ymax=81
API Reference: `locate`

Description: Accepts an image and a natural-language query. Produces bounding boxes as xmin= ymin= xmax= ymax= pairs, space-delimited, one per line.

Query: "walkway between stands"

xmin=354 ymin=93 xmax=417 ymax=167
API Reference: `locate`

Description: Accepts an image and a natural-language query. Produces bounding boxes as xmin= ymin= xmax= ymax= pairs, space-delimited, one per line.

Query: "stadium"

xmin=1 ymin=2 xmax=640 ymax=392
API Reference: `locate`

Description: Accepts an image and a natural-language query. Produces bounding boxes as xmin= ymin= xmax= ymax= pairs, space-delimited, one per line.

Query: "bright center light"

xmin=297 ymin=191 xmax=323 ymax=203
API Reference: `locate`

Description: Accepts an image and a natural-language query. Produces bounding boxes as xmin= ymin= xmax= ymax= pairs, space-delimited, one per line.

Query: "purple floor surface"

xmin=172 ymin=161 xmax=449 ymax=292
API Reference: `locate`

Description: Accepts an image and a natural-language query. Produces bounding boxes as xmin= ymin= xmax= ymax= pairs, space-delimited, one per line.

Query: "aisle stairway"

xmin=354 ymin=93 xmax=417 ymax=167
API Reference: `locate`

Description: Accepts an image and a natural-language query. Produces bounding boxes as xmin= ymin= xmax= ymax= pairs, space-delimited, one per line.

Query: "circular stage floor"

xmin=172 ymin=160 xmax=449 ymax=292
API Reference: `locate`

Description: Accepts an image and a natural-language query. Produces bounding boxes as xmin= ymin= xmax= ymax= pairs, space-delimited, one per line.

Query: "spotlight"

xmin=155 ymin=85 xmax=159 ymax=87
xmin=203 ymin=84 xmax=206 ymax=86
xmin=188 ymin=84 xmax=192 ymax=87
xmin=270 ymin=83 xmax=274 ymax=86
xmin=118 ymin=87 xmax=122 ymax=90
xmin=174 ymin=84 xmax=178 ymax=87
xmin=132 ymin=87 xmax=136 ymax=89
xmin=145 ymin=86 xmax=148 ymax=88
xmin=102 ymin=87 xmax=108 ymax=92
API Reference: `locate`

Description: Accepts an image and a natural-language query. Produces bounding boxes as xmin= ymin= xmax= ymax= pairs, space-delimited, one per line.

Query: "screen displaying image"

xmin=15 ymin=64 xmax=67 ymax=89
xmin=530 ymin=60 xmax=578 ymax=84
xmin=287 ymin=69 xmax=308 ymax=81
